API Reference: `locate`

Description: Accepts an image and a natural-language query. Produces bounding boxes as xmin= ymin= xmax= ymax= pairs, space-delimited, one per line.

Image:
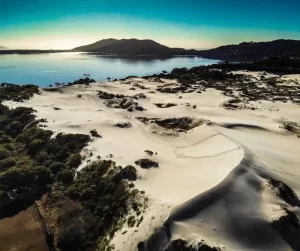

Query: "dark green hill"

xmin=73 ymin=38 xmax=186 ymax=56
xmin=198 ymin=39 xmax=300 ymax=61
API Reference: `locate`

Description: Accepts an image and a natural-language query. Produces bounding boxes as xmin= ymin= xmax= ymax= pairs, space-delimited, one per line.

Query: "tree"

xmin=0 ymin=148 xmax=9 ymax=160
xmin=57 ymin=201 xmax=97 ymax=251
xmin=50 ymin=162 xmax=65 ymax=175
xmin=28 ymin=139 xmax=45 ymax=154
xmin=57 ymin=170 xmax=74 ymax=184
xmin=67 ymin=154 xmax=82 ymax=168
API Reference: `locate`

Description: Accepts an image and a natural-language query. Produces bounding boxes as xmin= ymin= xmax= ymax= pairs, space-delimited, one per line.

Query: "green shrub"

xmin=0 ymin=190 xmax=4 ymax=200
xmin=0 ymin=104 xmax=9 ymax=115
xmin=180 ymin=74 xmax=191 ymax=80
xmin=47 ymin=133 xmax=89 ymax=155
xmin=0 ymin=157 xmax=17 ymax=169
xmin=66 ymin=160 xmax=136 ymax=240
xmin=57 ymin=201 xmax=97 ymax=251
xmin=50 ymin=162 xmax=65 ymax=175
xmin=35 ymin=152 xmax=51 ymax=165
xmin=55 ymin=146 xmax=70 ymax=161
xmin=9 ymin=121 xmax=23 ymax=136
xmin=3 ymin=143 xmax=14 ymax=151
xmin=27 ymin=139 xmax=45 ymax=154
xmin=67 ymin=154 xmax=82 ymax=168
xmin=114 ymin=165 xmax=137 ymax=182
xmin=46 ymin=133 xmax=89 ymax=162
xmin=16 ymin=127 xmax=52 ymax=145
xmin=57 ymin=170 xmax=74 ymax=184
xmin=10 ymin=121 xmax=22 ymax=128
xmin=0 ymin=135 xmax=12 ymax=144
xmin=0 ymin=84 xmax=39 ymax=102
xmin=0 ymin=165 xmax=50 ymax=190
xmin=127 ymin=216 xmax=136 ymax=228
xmin=7 ymin=107 xmax=35 ymax=120
xmin=0 ymin=107 xmax=36 ymax=138
xmin=67 ymin=184 xmax=81 ymax=199
xmin=0 ymin=148 xmax=9 ymax=160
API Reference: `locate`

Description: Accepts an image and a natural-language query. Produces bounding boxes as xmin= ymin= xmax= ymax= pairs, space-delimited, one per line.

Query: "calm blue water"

xmin=0 ymin=53 xmax=220 ymax=87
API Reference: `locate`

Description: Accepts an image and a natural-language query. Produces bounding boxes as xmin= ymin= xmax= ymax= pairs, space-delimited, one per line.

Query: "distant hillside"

xmin=73 ymin=38 xmax=186 ymax=56
xmin=4 ymin=38 xmax=298 ymax=61
xmin=199 ymin=39 xmax=300 ymax=61
xmin=74 ymin=38 xmax=300 ymax=61
xmin=74 ymin=38 xmax=119 ymax=51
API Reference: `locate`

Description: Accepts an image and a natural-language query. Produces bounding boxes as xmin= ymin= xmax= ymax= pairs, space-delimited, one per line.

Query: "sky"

xmin=0 ymin=0 xmax=300 ymax=49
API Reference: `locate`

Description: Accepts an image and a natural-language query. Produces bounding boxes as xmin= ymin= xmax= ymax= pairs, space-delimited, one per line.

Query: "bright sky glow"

xmin=1 ymin=0 xmax=299 ymax=49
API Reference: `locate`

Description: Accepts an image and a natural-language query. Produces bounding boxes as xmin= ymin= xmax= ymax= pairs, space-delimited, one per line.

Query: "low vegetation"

xmin=281 ymin=121 xmax=300 ymax=137
xmin=135 ymin=159 xmax=159 ymax=169
xmin=164 ymin=239 xmax=221 ymax=251
xmin=137 ymin=116 xmax=206 ymax=132
xmin=268 ymin=179 xmax=300 ymax=207
xmin=0 ymin=105 xmax=89 ymax=211
xmin=53 ymin=77 xmax=96 ymax=87
xmin=146 ymin=59 xmax=300 ymax=106
xmin=0 ymin=101 xmax=140 ymax=251
xmin=0 ymin=83 xmax=39 ymax=102
xmin=272 ymin=207 xmax=300 ymax=251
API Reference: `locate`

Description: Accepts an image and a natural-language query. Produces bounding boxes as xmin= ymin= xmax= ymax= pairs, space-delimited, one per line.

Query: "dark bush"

xmin=0 ymin=104 xmax=9 ymax=115
xmin=180 ymin=74 xmax=191 ymax=80
xmin=0 ymin=157 xmax=17 ymax=169
xmin=57 ymin=201 xmax=97 ymax=251
xmin=50 ymin=162 xmax=65 ymax=175
xmin=67 ymin=154 xmax=82 ymax=168
xmin=7 ymin=107 xmax=35 ymax=120
xmin=35 ymin=152 xmax=51 ymax=165
xmin=9 ymin=121 xmax=23 ymax=136
xmin=57 ymin=170 xmax=74 ymax=184
xmin=3 ymin=143 xmax=14 ymax=151
xmin=90 ymin=129 xmax=101 ymax=138
xmin=47 ymin=133 xmax=89 ymax=159
xmin=164 ymin=239 xmax=220 ymax=251
xmin=135 ymin=159 xmax=159 ymax=169
xmin=0 ymin=84 xmax=39 ymax=102
xmin=0 ymin=148 xmax=9 ymax=160
xmin=55 ymin=146 xmax=70 ymax=161
xmin=16 ymin=127 xmax=52 ymax=145
xmin=66 ymin=160 xmax=136 ymax=238
xmin=28 ymin=139 xmax=45 ymax=154
xmin=114 ymin=165 xmax=137 ymax=182
xmin=0 ymin=135 xmax=11 ymax=144
xmin=0 ymin=166 xmax=50 ymax=190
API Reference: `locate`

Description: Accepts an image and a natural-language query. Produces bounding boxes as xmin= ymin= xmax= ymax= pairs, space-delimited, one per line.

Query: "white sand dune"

xmin=4 ymin=73 xmax=300 ymax=251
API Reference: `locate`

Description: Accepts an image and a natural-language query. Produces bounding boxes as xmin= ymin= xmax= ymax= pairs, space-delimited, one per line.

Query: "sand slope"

xmin=5 ymin=73 xmax=300 ymax=251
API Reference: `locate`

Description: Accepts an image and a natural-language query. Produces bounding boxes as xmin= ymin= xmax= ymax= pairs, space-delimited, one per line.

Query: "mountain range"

xmin=1 ymin=39 xmax=300 ymax=62
xmin=73 ymin=38 xmax=300 ymax=61
xmin=199 ymin=39 xmax=300 ymax=61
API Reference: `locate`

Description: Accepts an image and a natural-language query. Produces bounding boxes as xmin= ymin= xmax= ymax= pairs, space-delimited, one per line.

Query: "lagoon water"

xmin=0 ymin=52 xmax=219 ymax=87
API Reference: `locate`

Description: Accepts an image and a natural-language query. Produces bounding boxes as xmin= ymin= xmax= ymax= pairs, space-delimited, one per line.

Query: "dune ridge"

xmin=140 ymin=128 xmax=300 ymax=251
